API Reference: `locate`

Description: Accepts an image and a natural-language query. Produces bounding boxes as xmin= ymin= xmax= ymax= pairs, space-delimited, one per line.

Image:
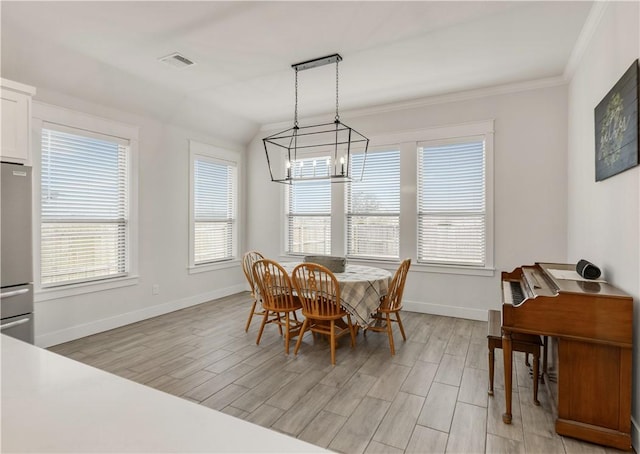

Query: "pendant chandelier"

xmin=262 ymin=54 xmax=369 ymax=184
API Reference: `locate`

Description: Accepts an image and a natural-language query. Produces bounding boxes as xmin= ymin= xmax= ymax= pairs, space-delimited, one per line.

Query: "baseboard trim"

xmin=632 ymin=416 xmax=639 ymax=453
xmin=403 ymin=299 xmax=488 ymax=321
xmin=35 ymin=284 xmax=247 ymax=348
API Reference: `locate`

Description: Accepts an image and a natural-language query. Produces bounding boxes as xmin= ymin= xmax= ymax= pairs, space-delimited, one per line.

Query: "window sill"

xmin=188 ymin=259 xmax=241 ymax=275
xmin=346 ymin=259 xmax=494 ymax=277
xmin=412 ymin=263 xmax=495 ymax=277
xmin=35 ymin=275 xmax=140 ymax=303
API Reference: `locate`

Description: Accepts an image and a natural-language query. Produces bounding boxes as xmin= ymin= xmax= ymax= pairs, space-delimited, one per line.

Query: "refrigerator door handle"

xmin=0 ymin=317 xmax=30 ymax=330
xmin=0 ymin=288 xmax=30 ymax=299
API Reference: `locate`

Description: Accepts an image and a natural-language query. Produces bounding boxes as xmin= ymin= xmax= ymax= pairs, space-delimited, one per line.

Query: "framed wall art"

xmin=594 ymin=59 xmax=638 ymax=182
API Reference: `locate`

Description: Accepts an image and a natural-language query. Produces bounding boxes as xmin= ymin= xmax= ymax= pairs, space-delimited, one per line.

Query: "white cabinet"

xmin=1 ymin=79 xmax=36 ymax=165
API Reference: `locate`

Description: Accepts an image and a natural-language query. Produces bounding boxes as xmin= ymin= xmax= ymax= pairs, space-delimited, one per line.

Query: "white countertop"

xmin=1 ymin=335 xmax=328 ymax=453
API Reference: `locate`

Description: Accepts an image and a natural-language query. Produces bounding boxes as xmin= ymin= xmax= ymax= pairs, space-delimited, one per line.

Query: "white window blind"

xmin=286 ymin=156 xmax=331 ymax=255
xmin=41 ymin=126 xmax=129 ymax=286
xmin=193 ymin=157 xmax=237 ymax=264
xmin=347 ymin=149 xmax=400 ymax=259
xmin=418 ymin=140 xmax=486 ymax=266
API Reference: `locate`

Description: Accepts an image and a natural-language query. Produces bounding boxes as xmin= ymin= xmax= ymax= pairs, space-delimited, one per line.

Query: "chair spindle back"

xmin=252 ymin=259 xmax=297 ymax=312
xmin=242 ymin=251 xmax=265 ymax=297
xmin=380 ymin=259 xmax=411 ymax=311
xmin=292 ymin=263 xmax=343 ymax=319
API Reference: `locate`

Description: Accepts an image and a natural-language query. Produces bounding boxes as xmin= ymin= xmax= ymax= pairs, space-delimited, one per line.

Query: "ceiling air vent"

xmin=158 ymin=52 xmax=195 ymax=69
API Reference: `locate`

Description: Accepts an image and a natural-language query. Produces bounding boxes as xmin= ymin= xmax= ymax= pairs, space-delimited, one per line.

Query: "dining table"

xmin=281 ymin=262 xmax=392 ymax=328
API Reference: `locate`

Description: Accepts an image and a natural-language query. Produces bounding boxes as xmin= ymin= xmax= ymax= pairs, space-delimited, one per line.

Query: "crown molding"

xmin=563 ymin=1 xmax=610 ymax=81
xmin=260 ymin=76 xmax=566 ymax=132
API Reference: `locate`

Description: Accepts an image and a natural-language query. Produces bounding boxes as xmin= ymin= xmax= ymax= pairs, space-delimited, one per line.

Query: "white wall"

xmin=29 ymin=88 xmax=247 ymax=347
xmin=566 ymin=2 xmax=639 ymax=448
xmin=247 ymin=82 xmax=569 ymax=320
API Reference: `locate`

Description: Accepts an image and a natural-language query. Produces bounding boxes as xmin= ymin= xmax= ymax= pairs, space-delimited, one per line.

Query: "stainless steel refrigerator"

xmin=1 ymin=162 xmax=34 ymax=343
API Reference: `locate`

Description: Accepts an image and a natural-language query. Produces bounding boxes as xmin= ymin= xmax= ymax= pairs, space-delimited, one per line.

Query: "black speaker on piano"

xmin=576 ymin=259 xmax=601 ymax=280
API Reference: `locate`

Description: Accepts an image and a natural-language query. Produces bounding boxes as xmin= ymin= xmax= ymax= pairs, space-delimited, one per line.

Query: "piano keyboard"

xmin=510 ymin=281 xmax=525 ymax=305
xmin=503 ymin=280 xmax=526 ymax=306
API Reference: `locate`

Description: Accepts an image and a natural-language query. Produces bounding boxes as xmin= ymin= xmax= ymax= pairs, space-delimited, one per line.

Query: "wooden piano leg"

xmin=502 ymin=330 xmax=513 ymax=424
xmin=533 ymin=351 xmax=540 ymax=406
xmin=541 ymin=335 xmax=547 ymax=384
xmin=488 ymin=345 xmax=495 ymax=396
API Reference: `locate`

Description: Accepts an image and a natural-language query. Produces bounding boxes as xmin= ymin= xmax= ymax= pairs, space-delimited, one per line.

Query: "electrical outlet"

xmin=152 ymin=284 xmax=160 ymax=295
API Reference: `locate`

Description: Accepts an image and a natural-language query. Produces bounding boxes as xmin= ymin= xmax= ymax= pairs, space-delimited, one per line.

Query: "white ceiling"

xmin=1 ymin=1 xmax=593 ymax=144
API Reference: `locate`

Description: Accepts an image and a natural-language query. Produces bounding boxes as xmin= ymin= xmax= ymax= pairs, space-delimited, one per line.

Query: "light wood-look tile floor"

xmin=49 ymin=292 xmax=626 ymax=454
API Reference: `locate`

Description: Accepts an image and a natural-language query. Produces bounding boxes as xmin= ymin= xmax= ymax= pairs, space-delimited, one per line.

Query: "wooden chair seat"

xmin=487 ymin=309 xmax=542 ymax=405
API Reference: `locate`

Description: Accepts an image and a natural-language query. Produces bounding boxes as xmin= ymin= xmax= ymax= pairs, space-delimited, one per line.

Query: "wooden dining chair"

xmin=242 ymin=251 xmax=268 ymax=333
xmin=365 ymin=258 xmax=411 ymax=355
xmin=291 ymin=263 xmax=356 ymax=366
xmin=252 ymin=259 xmax=302 ymax=354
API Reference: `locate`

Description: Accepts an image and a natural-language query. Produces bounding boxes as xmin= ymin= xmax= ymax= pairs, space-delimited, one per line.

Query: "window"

xmin=190 ymin=142 xmax=238 ymax=266
xmin=286 ymin=156 xmax=331 ymax=255
xmin=418 ymin=139 xmax=486 ymax=266
xmin=40 ymin=125 xmax=130 ymax=286
xmin=279 ymin=120 xmax=493 ymax=275
xmin=346 ymin=148 xmax=400 ymax=259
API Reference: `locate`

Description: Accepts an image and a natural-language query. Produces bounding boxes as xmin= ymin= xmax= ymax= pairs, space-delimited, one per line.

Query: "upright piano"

xmin=501 ymin=263 xmax=633 ymax=450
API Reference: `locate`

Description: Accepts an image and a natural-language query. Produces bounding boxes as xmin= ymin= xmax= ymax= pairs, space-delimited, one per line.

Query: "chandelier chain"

xmin=335 ymin=60 xmax=340 ymax=121
xmin=294 ymin=67 xmax=299 ymax=127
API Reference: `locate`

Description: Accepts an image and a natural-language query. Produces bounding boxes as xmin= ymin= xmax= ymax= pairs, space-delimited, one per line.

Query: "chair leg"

xmin=245 ymin=299 xmax=257 ymax=332
xmin=275 ymin=312 xmax=283 ymax=336
xmin=396 ymin=311 xmax=407 ymax=341
xmin=533 ymin=352 xmax=540 ymax=406
xmin=294 ymin=319 xmax=308 ymax=355
xmin=386 ymin=313 xmax=395 ymax=355
xmin=330 ymin=320 xmax=336 ymax=366
xmin=488 ymin=346 xmax=495 ymax=396
xmin=346 ymin=314 xmax=356 ymax=348
xmin=525 ymin=353 xmax=530 ymax=367
xmin=256 ymin=311 xmax=269 ymax=345
xmin=284 ymin=314 xmax=291 ymax=355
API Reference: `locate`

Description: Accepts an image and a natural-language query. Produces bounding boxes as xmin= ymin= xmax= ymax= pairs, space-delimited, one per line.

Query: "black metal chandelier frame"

xmin=262 ymin=54 xmax=369 ymax=184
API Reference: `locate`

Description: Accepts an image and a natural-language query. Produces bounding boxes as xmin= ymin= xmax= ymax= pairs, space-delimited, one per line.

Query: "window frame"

xmin=417 ymin=136 xmax=487 ymax=267
xmin=188 ymin=140 xmax=240 ymax=273
xmin=283 ymin=152 xmax=333 ymax=256
xmin=412 ymin=121 xmax=494 ymax=275
xmin=32 ymin=102 xmax=139 ymax=302
xmin=345 ymin=146 xmax=401 ymax=261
